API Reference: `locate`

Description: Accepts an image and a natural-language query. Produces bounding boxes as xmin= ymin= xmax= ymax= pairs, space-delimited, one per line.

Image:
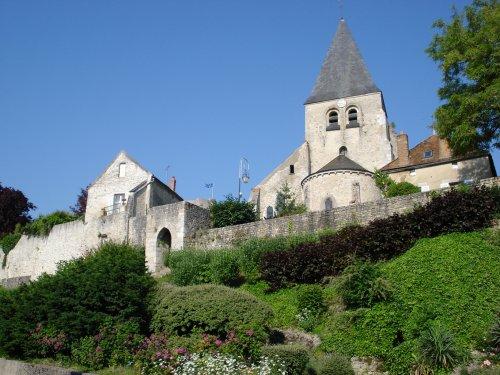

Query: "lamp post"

xmin=204 ymin=183 xmax=214 ymax=200
xmin=238 ymin=157 xmax=250 ymax=201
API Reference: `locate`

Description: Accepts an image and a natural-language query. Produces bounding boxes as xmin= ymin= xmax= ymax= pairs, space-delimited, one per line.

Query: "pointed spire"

xmin=305 ymin=19 xmax=379 ymax=105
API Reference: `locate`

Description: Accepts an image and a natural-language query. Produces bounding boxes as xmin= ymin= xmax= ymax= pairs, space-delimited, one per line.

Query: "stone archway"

xmin=156 ymin=228 xmax=172 ymax=275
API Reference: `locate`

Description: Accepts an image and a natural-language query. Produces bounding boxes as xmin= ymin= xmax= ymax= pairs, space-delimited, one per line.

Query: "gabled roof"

xmin=89 ymin=150 xmax=150 ymax=188
xmin=305 ymin=19 xmax=380 ymax=105
xmin=317 ymin=155 xmax=370 ymax=173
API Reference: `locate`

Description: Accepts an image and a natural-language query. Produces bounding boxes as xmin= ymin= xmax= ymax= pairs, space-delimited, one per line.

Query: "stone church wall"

xmin=187 ymin=177 xmax=500 ymax=250
xmin=185 ymin=191 xmax=432 ymax=249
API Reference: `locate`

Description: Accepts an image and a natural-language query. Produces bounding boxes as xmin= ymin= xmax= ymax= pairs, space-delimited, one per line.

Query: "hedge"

xmin=150 ymin=283 xmax=273 ymax=337
xmin=260 ymin=186 xmax=499 ymax=289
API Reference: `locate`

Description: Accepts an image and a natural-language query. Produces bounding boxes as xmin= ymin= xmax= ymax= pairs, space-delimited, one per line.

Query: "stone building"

xmin=85 ymin=151 xmax=182 ymax=221
xmin=251 ymin=19 xmax=496 ymax=218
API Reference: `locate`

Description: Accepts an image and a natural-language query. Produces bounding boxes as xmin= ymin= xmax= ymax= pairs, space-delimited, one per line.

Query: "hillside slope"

xmin=321 ymin=231 xmax=500 ymax=374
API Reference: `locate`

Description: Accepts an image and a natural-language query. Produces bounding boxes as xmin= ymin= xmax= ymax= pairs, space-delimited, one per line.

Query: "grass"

xmin=241 ymin=281 xmax=327 ymax=329
xmin=319 ymin=230 xmax=500 ymax=374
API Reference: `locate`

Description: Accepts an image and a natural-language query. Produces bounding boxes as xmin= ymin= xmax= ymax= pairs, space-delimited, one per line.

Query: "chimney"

xmin=167 ymin=176 xmax=177 ymax=192
xmin=438 ymin=137 xmax=452 ymax=159
xmin=397 ymin=133 xmax=409 ymax=166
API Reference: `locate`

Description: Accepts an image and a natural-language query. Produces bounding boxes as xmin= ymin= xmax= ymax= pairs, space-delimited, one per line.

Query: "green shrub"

xmin=296 ymin=284 xmax=326 ymax=313
xmin=386 ymin=181 xmax=421 ymax=197
xmin=317 ymin=353 xmax=354 ymax=375
xmin=168 ymin=249 xmax=212 ymax=286
xmin=338 ymin=261 xmax=391 ymax=309
xmin=485 ymin=313 xmax=500 ymax=353
xmin=260 ymin=344 xmax=309 ymax=375
xmin=210 ymin=250 xmax=241 ymax=286
xmin=417 ymin=325 xmax=461 ymax=370
xmin=374 ymin=170 xmax=420 ymax=197
xmin=0 ymin=232 xmax=21 ymax=255
xmin=23 ymin=211 xmax=79 ymax=236
xmin=151 ymin=283 xmax=273 ymax=338
xmin=210 ymin=195 xmax=257 ymax=228
xmin=0 ymin=242 xmax=154 ymax=358
xmin=71 ymin=319 xmax=143 ymax=370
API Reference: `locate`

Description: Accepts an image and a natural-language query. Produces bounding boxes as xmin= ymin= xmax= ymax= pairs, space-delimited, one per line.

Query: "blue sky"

xmin=1 ymin=0 xmax=496 ymax=215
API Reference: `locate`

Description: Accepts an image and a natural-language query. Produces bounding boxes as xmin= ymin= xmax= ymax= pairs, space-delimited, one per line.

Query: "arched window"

xmin=347 ymin=108 xmax=359 ymax=128
xmin=339 ymin=146 xmax=347 ymax=156
xmin=327 ymin=110 xmax=340 ymax=131
xmin=266 ymin=206 xmax=274 ymax=219
xmin=157 ymin=228 xmax=172 ymax=252
xmin=324 ymin=197 xmax=333 ymax=211
xmin=351 ymin=182 xmax=360 ymax=204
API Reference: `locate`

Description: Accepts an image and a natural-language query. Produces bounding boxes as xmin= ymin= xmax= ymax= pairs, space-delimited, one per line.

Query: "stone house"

xmin=250 ymin=19 xmax=496 ymax=218
xmin=85 ymin=151 xmax=182 ymax=222
xmin=382 ymin=134 xmax=495 ymax=191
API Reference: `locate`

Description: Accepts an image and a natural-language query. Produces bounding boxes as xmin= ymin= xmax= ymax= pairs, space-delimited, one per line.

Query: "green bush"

xmin=210 ymin=195 xmax=257 ymax=228
xmin=374 ymin=169 xmax=420 ymax=197
xmin=210 ymin=250 xmax=241 ymax=286
xmin=260 ymin=344 xmax=309 ymax=375
xmin=317 ymin=353 xmax=354 ymax=375
xmin=71 ymin=319 xmax=143 ymax=370
xmin=23 ymin=211 xmax=79 ymax=236
xmin=0 ymin=242 xmax=154 ymax=358
xmin=0 ymin=232 xmax=21 ymax=255
xmin=151 ymin=283 xmax=273 ymax=338
xmin=296 ymin=284 xmax=326 ymax=313
xmin=386 ymin=181 xmax=421 ymax=197
xmin=417 ymin=325 xmax=461 ymax=370
xmin=485 ymin=314 xmax=500 ymax=353
xmin=168 ymin=249 xmax=212 ymax=286
xmin=338 ymin=261 xmax=391 ymax=309
xmin=321 ymin=232 xmax=500 ymax=374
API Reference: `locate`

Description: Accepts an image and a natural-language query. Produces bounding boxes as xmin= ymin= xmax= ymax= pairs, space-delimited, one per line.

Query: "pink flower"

xmin=175 ymin=347 xmax=187 ymax=355
xmin=245 ymin=329 xmax=254 ymax=337
xmin=215 ymin=339 xmax=223 ymax=347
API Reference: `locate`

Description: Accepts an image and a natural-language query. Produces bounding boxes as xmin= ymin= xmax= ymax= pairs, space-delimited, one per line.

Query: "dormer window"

xmin=327 ymin=110 xmax=340 ymax=131
xmin=118 ymin=163 xmax=126 ymax=177
xmin=423 ymin=150 xmax=433 ymax=159
xmin=347 ymin=108 xmax=359 ymax=128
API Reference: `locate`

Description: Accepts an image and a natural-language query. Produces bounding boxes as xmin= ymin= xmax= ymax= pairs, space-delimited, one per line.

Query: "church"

xmin=250 ymin=19 xmax=496 ymax=219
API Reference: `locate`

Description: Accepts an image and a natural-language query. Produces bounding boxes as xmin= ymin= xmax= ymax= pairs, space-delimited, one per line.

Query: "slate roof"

xmin=305 ymin=19 xmax=380 ymax=105
xmin=317 ymin=155 xmax=370 ymax=173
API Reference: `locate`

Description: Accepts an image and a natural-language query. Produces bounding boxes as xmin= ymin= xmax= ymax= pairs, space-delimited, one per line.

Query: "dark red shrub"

xmin=259 ymin=186 xmax=499 ymax=289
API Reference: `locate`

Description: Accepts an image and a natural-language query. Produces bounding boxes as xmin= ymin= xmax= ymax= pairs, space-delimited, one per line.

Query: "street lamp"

xmin=204 ymin=183 xmax=214 ymax=200
xmin=238 ymin=157 xmax=250 ymax=201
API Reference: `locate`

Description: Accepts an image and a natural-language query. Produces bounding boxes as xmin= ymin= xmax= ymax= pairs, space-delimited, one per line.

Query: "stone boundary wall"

xmin=0 ymin=357 xmax=86 ymax=375
xmin=185 ymin=177 xmax=500 ymax=249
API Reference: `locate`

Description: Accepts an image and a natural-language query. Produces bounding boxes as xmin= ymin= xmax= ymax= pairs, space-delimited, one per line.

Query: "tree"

xmin=70 ymin=185 xmax=89 ymax=216
xmin=426 ymin=0 xmax=499 ymax=155
xmin=0 ymin=182 xmax=36 ymax=237
xmin=275 ymin=183 xmax=307 ymax=217
xmin=209 ymin=195 xmax=257 ymax=228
